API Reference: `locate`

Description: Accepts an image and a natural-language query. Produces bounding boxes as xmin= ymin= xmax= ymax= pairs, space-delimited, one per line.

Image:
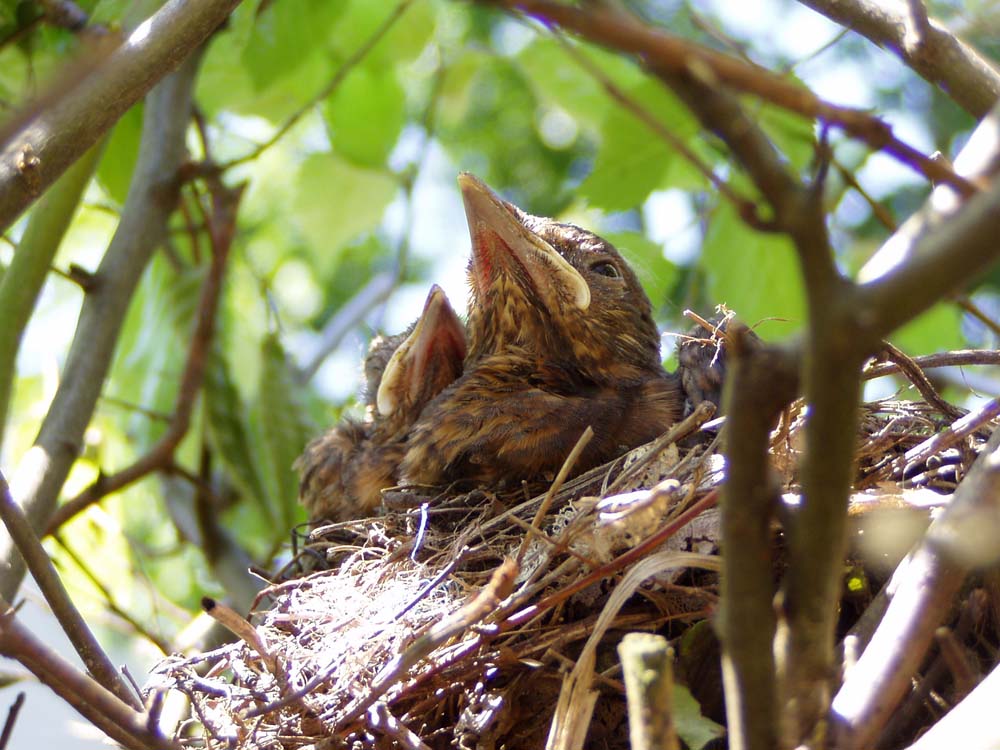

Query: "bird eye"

xmin=591 ymin=261 xmax=621 ymax=278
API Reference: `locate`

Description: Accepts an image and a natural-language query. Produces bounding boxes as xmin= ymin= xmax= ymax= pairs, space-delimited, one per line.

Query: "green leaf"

xmin=242 ymin=0 xmax=343 ymax=91
xmin=604 ymin=230 xmax=678 ymax=308
xmin=293 ymin=152 xmax=398 ymax=274
xmin=516 ymin=38 xmax=640 ymax=131
xmin=673 ymin=684 xmax=727 ymax=750
xmin=756 ymin=102 xmax=817 ymax=173
xmin=324 ymin=66 xmax=406 ymax=168
xmin=701 ymin=204 xmax=806 ymax=337
xmin=112 ymin=258 xmax=203 ymax=450
xmin=579 ymin=80 xmax=697 ymax=212
xmin=256 ymin=335 xmax=313 ymax=530
xmin=328 ymin=0 xmax=435 ymax=71
xmin=203 ymin=345 xmax=274 ymax=522
xmin=96 ymin=102 xmax=143 ymax=204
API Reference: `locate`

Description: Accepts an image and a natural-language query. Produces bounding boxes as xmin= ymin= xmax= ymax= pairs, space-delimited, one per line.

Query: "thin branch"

xmin=0 ymin=51 xmax=202 ymax=602
xmin=220 ymin=0 xmax=413 ymax=169
xmin=483 ymin=0 xmax=977 ymax=195
xmin=863 ymin=349 xmax=1000 ymax=379
xmin=797 ymin=0 xmax=1000 ymax=119
xmin=52 ymin=534 xmax=171 ymax=654
xmin=0 ymin=0 xmax=242 ymax=233
xmin=856 ymin=172 xmax=1000 ymax=348
xmin=44 ymin=179 xmax=241 ymax=535
xmin=878 ymin=342 xmax=963 ymax=420
xmin=0 ymin=692 xmax=24 ymax=750
xmin=953 ymin=295 xmax=1000 ymax=340
xmin=0 ymin=600 xmax=181 ymax=750
xmin=855 ymin=98 xmax=1000 ymax=346
xmin=0 ymin=471 xmax=140 ymax=708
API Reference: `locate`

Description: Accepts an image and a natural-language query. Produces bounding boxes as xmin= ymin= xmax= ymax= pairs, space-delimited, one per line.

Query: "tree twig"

xmin=483 ymin=0 xmax=978 ymax=195
xmin=44 ymin=179 xmax=241 ymax=535
xmin=0 ymin=692 xmax=24 ymax=750
xmin=862 ymin=349 xmax=1000 ymax=380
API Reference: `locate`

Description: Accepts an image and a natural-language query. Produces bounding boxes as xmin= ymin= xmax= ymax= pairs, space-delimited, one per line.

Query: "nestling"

xmin=400 ymin=174 xmax=683 ymax=487
xmin=297 ymin=285 xmax=467 ymax=521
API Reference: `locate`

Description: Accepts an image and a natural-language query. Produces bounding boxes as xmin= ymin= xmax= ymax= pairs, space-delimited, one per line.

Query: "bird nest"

xmin=148 ymin=387 xmax=993 ymax=749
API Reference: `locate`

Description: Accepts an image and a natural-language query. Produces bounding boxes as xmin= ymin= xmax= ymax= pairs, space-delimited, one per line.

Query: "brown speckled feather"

xmin=401 ymin=175 xmax=682 ymax=487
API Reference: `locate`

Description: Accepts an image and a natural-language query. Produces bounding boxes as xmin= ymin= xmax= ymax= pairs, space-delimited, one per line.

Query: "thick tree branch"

xmin=718 ymin=336 xmax=799 ymax=750
xmin=1 ymin=52 xmax=201 ymax=602
xmin=0 ymin=0 xmax=241 ymax=233
xmin=856 ymin=175 xmax=1000 ymax=347
xmin=856 ymin=101 xmax=1000 ymax=345
xmin=0 ymin=143 xmax=102 ymax=449
xmin=797 ymin=0 xmax=1000 ymax=119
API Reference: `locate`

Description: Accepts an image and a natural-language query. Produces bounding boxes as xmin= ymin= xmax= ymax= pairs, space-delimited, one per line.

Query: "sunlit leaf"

xmin=674 ymin=684 xmax=727 ymax=750
xmin=242 ymin=0 xmax=343 ymax=91
xmin=293 ymin=152 xmax=398 ymax=274
xmin=516 ymin=37 xmax=642 ymax=131
xmin=756 ymin=101 xmax=817 ymax=173
xmin=328 ymin=0 xmax=435 ymax=71
xmin=701 ymin=204 xmax=806 ymax=338
xmin=324 ymin=66 xmax=406 ymax=168
xmin=579 ymin=80 xmax=697 ymax=212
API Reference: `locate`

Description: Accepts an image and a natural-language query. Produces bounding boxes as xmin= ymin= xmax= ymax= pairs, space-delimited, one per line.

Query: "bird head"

xmin=458 ymin=173 xmax=661 ymax=379
xmin=374 ymin=284 xmax=466 ymax=432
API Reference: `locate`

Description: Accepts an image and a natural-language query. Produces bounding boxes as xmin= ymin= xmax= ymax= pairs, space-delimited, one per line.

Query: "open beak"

xmin=458 ymin=172 xmax=591 ymax=313
xmin=377 ymin=284 xmax=466 ymax=417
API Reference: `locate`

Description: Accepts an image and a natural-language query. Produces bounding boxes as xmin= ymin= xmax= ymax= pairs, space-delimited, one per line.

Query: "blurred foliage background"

xmin=1 ymin=0 xmax=999 ymax=725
